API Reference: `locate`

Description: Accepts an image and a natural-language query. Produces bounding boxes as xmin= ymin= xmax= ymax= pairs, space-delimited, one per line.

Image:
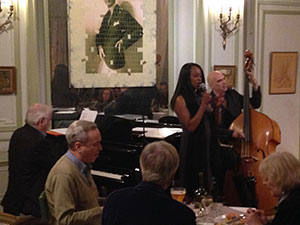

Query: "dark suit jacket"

xmin=1 ymin=124 xmax=62 ymax=217
xmin=102 ymin=181 xmax=196 ymax=225
xmin=211 ymin=87 xmax=261 ymax=129
xmin=271 ymin=187 xmax=300 ymax=225
xmin=95 ymin=4 xmax=143 ymax=69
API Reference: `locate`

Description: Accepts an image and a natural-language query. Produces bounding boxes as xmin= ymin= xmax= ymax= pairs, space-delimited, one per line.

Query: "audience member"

xmin=152 ymin=81 xmax=169 ymax=112
xmin=1 ymin=104 xmax=58 ymax=217
xmin=245 ymin=151 xmax=300 ymax=225
xmin=96 ymin=88 xmax=115 ymax=112
xmin=112 ymin=87 xmax=121 ymax=100
xmin=102 ymin=141 xmax=196 ymax=225
xmin=45 ymin=120 xmax=102 ymax=225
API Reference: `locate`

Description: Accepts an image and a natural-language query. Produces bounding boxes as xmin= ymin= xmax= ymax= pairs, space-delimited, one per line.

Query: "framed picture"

xmin=269 ymin=52 xmax=298 ymax=94
xmin=0 ymin=66 xmax=16 ymax=94
xmin=68 ymin=0 xmax=156 ymax=88
xmin=213 ymin=65 xmax=236 ymax=88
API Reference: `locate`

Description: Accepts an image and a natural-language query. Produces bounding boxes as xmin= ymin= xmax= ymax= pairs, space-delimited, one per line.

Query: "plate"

xmin=214 ymin=213 xmax=245 ymax=225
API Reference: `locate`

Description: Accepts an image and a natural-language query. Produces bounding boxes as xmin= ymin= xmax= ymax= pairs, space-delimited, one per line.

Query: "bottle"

xmin=193 ymin=172 xmax=208 ymax=209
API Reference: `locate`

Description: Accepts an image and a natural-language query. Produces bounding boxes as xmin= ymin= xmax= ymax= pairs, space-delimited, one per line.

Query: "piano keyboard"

xmin=91 ymin=169 xmax=125 ymax=182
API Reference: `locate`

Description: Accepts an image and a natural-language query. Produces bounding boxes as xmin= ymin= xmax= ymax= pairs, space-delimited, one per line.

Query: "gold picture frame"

xmin=0 ymin=66 xmax=16 ymax=94
xmin=213 ymin=65 xmax=236 ymax=88
xmin=269 ymin=52 xmax=298 ymax=94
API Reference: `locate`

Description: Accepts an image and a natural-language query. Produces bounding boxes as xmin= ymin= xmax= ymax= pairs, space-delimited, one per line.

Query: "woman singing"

xmin=170 ymin=63 xmax=242 ymax=199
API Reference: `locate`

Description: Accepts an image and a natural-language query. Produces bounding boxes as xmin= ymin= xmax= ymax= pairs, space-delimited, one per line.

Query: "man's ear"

xmin=40 ymin=117 xmax=46 ymax=124
xmin=35 ymin=118 xmax=44 ymax=129
xmin=74 ymin=141 xmax=82 ymax=152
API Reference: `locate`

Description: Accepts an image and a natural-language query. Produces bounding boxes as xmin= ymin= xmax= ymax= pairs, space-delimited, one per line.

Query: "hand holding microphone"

xmin=199 ymin=83 xmax=213 ymax=112
xmin=200 ymin=83 xmax=225 ymax=108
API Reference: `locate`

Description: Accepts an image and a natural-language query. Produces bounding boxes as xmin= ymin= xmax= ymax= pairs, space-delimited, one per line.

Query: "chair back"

xmin=39 ymin=191 xmax=49 ymax=222
xmin=0 ymin=212 xmax=18 ymax=225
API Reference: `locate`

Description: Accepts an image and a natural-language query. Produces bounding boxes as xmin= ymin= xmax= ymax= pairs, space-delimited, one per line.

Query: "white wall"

xmin=172 ymin=0 xmax=197 ymax=85
xmin=256 ymin=2 xmax=300 ymax=157
xmin=0 ymin=2 xmax=19 ymax=205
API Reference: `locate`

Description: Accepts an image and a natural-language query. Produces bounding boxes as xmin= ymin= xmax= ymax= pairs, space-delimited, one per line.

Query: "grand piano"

xmin=49 ymin=113 xmax=182 ymax=197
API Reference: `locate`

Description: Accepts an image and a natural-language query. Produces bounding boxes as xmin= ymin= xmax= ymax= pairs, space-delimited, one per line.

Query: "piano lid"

xmin=132 ymin=127 xmax=182 ymax=139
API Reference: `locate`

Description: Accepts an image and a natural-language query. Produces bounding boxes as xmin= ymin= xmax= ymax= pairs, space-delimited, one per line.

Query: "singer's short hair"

xmin=140 ymin=141 xmax=179 ymax=187
xmin=259 ymin=151 xmax=300 ymax=194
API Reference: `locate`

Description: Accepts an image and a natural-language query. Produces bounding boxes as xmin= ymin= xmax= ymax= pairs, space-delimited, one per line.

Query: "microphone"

xmin=199 ymin=83 xmax=213 ymax=112
xmin=199 ymin=83 xmax=207 ymax=93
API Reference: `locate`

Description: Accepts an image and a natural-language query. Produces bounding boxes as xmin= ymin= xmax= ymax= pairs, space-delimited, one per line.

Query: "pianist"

xmin=45 ymin=120 xmax=103 ymax=225
xmin=2 ymin=103 xmax=57 ymax=217
xmin=102 ymin=141 xmax=196 ymax=225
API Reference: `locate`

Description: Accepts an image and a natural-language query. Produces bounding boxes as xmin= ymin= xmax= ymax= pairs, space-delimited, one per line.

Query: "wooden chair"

xmin=38 ymin=191 xmax=49 ymax=222
xmin=0 ymin=212 xmax=18 ymax=225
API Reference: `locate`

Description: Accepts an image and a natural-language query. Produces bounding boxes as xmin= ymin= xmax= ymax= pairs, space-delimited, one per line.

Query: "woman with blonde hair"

xmin=245 ymin=151 xmax=300 ymax=225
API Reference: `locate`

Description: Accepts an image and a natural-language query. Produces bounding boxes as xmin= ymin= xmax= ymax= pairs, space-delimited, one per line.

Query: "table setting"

xmin=190 ymin=202 xmax=246 ymax=225
xmin=170 ymin=186 xmax=247 ymax=225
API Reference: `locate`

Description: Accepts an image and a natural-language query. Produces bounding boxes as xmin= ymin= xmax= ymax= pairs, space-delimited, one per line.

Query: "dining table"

xmin=186 ymin=203 xmax=249 ymax=225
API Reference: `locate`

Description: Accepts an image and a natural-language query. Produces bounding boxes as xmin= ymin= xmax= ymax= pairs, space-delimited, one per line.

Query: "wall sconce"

xmin=219 ymin=7 xmax=240 ymax=50
xmin=0 ymin=0 xmax=14 ymax=34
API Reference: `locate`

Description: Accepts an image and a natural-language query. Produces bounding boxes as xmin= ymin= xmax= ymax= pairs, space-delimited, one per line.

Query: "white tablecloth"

xmin=189 ymin=203 xmax=247 ymax=225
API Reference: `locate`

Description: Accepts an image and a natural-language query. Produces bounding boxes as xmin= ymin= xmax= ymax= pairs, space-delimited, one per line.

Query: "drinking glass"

xmin=170 ymin=187 xmax=186 ymax=202
xmin=201 ymin=195 xmax=213 ymax=215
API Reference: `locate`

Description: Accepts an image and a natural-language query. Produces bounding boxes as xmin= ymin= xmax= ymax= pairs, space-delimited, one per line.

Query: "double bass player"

xmin=207 ymin=64 xmax=262 ymax=206
xmin=208 ymin=50 xmax=280 ymax=211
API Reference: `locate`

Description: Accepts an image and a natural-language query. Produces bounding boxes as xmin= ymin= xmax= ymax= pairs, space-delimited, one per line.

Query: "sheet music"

xmin=79 ymin=108 xmax=98 ymax=122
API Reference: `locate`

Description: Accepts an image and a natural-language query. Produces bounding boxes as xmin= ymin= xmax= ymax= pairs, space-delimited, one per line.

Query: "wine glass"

xmin=170 ymin=187 xmax=186 ymax=203
xmin=201 ymin=195 xmax=213 ymax=215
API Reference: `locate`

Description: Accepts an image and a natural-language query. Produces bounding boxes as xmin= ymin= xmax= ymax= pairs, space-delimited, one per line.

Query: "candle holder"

xmin=0 ymin=1 xmax=14 ymax=34
xmin=219 ymin=7 xmax=240 ymax=50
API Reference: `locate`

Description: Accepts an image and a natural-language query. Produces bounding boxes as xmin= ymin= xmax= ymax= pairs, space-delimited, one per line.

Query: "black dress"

xmin=177 ymin=89 xmax=223 ymax=197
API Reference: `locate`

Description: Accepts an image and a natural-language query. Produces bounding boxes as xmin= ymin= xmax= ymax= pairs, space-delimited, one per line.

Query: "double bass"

xmin=223 ymin=50 xmax=281 ymax=211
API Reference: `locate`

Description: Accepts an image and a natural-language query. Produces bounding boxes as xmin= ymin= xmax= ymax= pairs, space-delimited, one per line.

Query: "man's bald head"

xmin=207 ymin=71 xmax=228 ymax=95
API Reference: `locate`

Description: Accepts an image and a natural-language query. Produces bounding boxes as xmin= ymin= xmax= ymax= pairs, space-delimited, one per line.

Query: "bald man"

xmin=207 ymin=70 xmax=261 ymax=176
xmin=2 ymin=104 xmax=60 ymax=217
xmin=207 ymin=70 xmax=261 ymax=129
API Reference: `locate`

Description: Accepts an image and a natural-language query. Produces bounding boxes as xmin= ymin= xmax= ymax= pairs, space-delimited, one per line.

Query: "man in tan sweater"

xmin=46 ymin=120 xmax=103 ymax=225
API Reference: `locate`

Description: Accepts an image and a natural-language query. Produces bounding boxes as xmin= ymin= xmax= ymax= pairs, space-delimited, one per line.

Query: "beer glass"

xmin=170 ymin=187 xmax=186 ymax=202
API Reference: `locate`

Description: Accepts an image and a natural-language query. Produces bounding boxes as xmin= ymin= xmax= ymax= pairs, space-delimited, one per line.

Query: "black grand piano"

xmin=49 ymin=113 xmax=182 ymax=197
